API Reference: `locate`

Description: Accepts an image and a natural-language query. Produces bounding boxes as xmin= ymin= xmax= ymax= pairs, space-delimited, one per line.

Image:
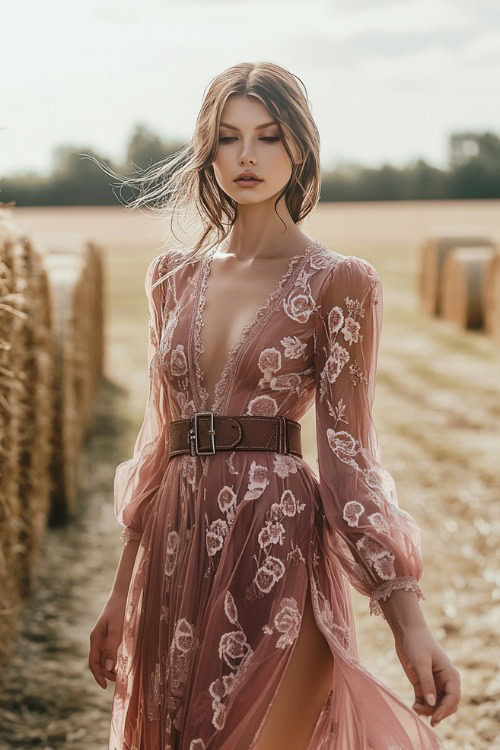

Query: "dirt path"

xmin=1 ymin=203 xmax=499 ymax=748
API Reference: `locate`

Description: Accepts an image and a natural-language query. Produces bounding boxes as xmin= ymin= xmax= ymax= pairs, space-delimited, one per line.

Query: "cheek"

xmin=267 ymin=150 xmax=293 ymax=181
xmin=212 ymin=152 xmax=231 ymax=181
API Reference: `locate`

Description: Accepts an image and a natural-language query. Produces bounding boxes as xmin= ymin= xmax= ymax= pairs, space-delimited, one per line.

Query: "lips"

xmin=234 ymin=173 xmax=262 ymax=182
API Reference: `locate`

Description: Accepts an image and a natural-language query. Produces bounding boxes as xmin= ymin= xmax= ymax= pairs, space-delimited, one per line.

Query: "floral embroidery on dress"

xmin=269 ymin=372 xmax=304 ymax=393
xmin=205 ymin=517 xmax=229 ymax=557
xmin=326 ymin=428 xmax=359 ymax=470
xmin=253 ymin=337 xmax=313 ymax=403
xmin=159 ymin=306 xmax=180 ymax=363
xmin=243 ymin=461 xmax=270 ymax=500
xmin=282 ymin=281 xmax=316 ymax=324
xmin=245 ymin=488 xmax=305 ymax=601
xmin=160 ymin=603 xmax=169 ymax=625
xmin=261 ymin=596 xmax=302 ymax=648
xmin=208 ymin=591 xmax=254 ymax=731
xmin=246 ymin=393 xmax=279 ymax=416
xmin=171 ymin=344 xmax=188 ymax=378
xmin=147 ymin=659 xmax=162 ymax=721
xmin=272 ymin=453 xmax=299 ymax=479
xmin=310 ymin=574 xmax=352 ymax=654
xmin=258 ymin=347 xmax=281 ymax=380
xmin=165 ymin=528 xmax=180 ymax=580
xmin=225 ymin=450 xmax=240 ymax=475
xmin=368 ymin=511 xmax=391 ymax=535
xmin=204 ymin=485 xmax=237 ymax=576
xmin=349 ymin=359 xmax=368 ymax=386
xmin=280 ymin=334 xmax=307 ymax=359
xmin=287 ymin=541 xmax=306 ymax=565
xmin=343 ymin=500 xmax=365 ymax=527
xmin=356 ymin=534 xmax=396 ymax=580
xmin=317 ymin=286 xmax=371 ymax=400
xmin=115 ymin=648 xmax=129 ymax=683
xmin=168 ymin=617 xmax=199 ymax=730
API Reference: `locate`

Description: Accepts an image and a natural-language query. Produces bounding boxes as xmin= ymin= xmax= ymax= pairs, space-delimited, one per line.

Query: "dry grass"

xmin=1 ymin=201 xmax=499 ymax=749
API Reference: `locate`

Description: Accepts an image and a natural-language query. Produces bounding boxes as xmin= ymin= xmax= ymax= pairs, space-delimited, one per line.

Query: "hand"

xmin=392 ymin=623 xmax=461 ymax=728
xmin=88 ymin=593 xmax=127 ymax=689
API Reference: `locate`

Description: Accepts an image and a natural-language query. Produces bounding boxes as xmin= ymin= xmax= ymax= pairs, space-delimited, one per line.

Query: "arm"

xmin=113 ymin=251 xmax=171 ymax=551
xmin=314 ymin=254 xmax=425 ymax=620
xmin=89 ymin=253 xmax=172 ymax=689
xmin=314 ymin=255 xmax=462 ymax=725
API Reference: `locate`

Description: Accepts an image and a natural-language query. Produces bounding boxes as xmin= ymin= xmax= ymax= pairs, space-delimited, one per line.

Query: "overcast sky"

xmin=2 ymin=0 xmax=500 ymax=176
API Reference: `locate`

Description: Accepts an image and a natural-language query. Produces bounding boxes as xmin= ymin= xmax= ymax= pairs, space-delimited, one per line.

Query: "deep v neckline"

xmin=190 ymin=239 xmax=322 ymax=415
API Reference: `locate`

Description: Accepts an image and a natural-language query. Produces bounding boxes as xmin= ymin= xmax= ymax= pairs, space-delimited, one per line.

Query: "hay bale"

xmin=0 ymin=210 xmax=106 ymax=671
xmin=483 ymin=251 xmax=500 ymax=343
xmin=440 ymin=245 xmax=498 ymax=329
xmin=36 ymin=234 xmax=105 ymax=425
xmin=419 ymin=228 xmax=497 ymax=316
xmin=0 ymin=210 xmax=31 ymax=663
xmin=42 ymin=238 xmax=105 ymax=521
xmin=16 ymin=235 xmax=55 ymax=598
xmin=86 ymin=240 xmax=106 ymax=395
xmin=43 ymin=252 xmax=87 ymax=522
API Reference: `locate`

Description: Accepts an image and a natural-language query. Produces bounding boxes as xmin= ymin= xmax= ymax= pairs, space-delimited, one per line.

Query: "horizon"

xmin=2 ymin=0 xmax=500 ymax=177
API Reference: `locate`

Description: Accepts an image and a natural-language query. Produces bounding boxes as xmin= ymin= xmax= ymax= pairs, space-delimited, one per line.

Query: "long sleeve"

xmin=314 ymin=254 xmax=425 ymax=618
xmin=114 ymin=252 xmax=171 ymax=545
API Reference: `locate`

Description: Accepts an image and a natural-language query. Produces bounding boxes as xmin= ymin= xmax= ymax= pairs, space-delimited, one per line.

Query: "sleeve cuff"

xmin=369 ymin=576 xmax=425 ymax=619
xmin=120 ymin=527 xmax=142 ymax=544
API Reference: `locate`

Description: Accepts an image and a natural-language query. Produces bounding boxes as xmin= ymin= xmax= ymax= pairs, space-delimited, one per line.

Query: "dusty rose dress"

xmin=108 ymin=240 xmax=443 ymax=749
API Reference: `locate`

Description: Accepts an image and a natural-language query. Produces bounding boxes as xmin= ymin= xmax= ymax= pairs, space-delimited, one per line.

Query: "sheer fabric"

xmin=114 ymin=254 xmax=171 ymax=544
xmin=314 ymin=255 xmax=425 ymax=619
xmin=108 ymin=243 xmax=443 ymax=749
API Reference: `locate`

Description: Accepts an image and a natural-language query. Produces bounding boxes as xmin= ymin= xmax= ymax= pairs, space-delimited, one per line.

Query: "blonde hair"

xmin=91 ymin=61 xmax=321 ymax=283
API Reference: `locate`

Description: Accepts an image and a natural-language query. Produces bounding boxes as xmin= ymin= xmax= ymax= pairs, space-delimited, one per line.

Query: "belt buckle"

xmin=190 ymin=411 xmax=216 ymax=456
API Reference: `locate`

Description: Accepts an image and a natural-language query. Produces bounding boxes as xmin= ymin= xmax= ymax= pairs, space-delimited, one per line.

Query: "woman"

xmin=88 ymin=61 xmax=460 ymax=749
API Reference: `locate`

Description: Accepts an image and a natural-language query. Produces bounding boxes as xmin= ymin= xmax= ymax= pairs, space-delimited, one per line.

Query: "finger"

xmin=89 ymin=644 xmax=107 ymax=689
xmin=431 ymin=673 xmax=461 ymax=725
xmin=412 ymin=693 xmax=438 ymax=717
xmin=89 ymin=626 xmax=109 ymax=689
xmin=100 ymin=651 xmax=117 ymax=682
xmin=412 ymin=659 xmax=437 ymax=709
xmin=412 ymin=699 xmax=434 ymax=717
xmin=403 ymin=662 xmax=434 ymax=716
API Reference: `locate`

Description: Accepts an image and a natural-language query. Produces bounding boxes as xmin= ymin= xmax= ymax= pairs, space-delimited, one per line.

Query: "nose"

xmin=238 ymin=142 xmax=256 ymax=165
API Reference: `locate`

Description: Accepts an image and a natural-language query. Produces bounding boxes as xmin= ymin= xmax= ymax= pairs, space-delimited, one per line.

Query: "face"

xmin=212 ymin=94 xmax=302 ymax=205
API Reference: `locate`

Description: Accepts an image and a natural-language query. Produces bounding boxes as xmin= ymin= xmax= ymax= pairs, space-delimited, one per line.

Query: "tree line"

xmin=1 ymin=124 xmax=499 ymax=205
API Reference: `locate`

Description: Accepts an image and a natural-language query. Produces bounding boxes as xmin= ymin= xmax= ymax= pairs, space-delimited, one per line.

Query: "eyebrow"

xmin=219 ymin=120 xmax=278 ymax=131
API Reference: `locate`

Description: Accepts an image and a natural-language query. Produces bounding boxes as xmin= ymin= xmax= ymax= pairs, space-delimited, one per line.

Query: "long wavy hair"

xmin=90 ymin=61 xmax=321 ymax=285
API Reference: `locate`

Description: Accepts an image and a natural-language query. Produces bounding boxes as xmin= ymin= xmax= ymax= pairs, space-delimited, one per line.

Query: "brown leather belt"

xmin=168 ymin=412 xmax=302 ymax=459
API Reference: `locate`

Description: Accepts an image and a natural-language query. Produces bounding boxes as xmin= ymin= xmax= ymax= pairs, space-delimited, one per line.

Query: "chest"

xmin=159 ymin=244 xmax=333 ymax=413
xmin=200 ymin=259 xmax=297 ymax=368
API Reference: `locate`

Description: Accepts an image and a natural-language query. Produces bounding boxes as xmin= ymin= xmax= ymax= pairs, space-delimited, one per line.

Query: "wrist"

xmin=379 ymin=589 xmax=428 ymax=631
xmin=108 ymin=587 xmax=129 ymax=604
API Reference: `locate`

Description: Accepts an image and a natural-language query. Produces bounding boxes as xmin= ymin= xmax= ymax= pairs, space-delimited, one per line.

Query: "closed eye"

xmin=218 ymin=137 xmax=280 ymax=143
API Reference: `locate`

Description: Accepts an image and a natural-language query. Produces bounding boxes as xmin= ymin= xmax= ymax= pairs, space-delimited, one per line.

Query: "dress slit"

xmin=248 ymin=572 xmax=335 ymax=750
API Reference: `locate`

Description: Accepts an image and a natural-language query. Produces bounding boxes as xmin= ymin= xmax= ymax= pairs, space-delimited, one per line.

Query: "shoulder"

xmin=318 ymin=251 xmax=381 ymax=297
xmin=145 ymin=252 xmax=168 ymax=295
xmin=145 ymin=245 xmax=185 ymax=287
xmin=147 ymin=244 xmax=197 ymax=279
xmin=313 ymin=251 xmax=382 ymax=323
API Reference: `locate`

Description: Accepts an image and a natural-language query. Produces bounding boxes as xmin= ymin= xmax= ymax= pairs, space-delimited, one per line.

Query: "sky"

xmin=2 ymin=0 xmax=500 ymax=176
